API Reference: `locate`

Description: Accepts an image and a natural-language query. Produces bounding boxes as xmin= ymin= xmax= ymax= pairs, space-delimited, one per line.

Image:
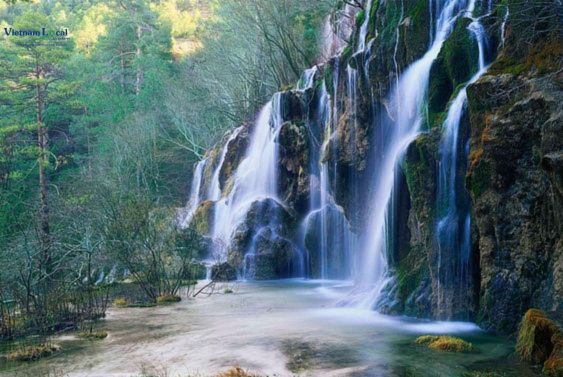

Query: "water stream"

xmin=435 ymin=2 xmax=490 ymax=318
xmin=0 ymin=281 xmax=533 ymax=377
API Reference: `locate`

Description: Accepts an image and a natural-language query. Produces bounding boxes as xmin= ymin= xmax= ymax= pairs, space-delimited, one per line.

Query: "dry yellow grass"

xmin=7 ymin=344 xmax=59 ymax=361
xmin=77 ymin=330 xmax=108 ymax=340
xmin=156 ymin=294 xmax=181 ymax=304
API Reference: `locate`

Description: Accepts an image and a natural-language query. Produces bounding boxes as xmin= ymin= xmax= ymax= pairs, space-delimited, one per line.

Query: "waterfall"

xmin=208 ymin=127 xmax=244 ymax=201
xmin=211 ymin=95 xmax=284 ymax=260
xmin=180 ymin=158 xmax=206 ymax=227
xmin=357 ymin=0 xmax=373 ymax=53
xmin=500 ymin=6 xmax=509 ymax=48
xmin=435 ymin=2 xmax=490 ymax=318
xmin=353 ymin=0 xmax=468 ymax=309
xmin=302 ymin=73 xmax=356 ymax=280
xmin=297 ymin=67 xmax=318 ymax=91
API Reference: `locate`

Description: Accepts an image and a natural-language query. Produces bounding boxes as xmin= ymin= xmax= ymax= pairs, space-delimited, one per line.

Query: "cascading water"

xmin=435 ymin=1 xmax=490 ymax=318
xmin=180 ymin=158 xmax=206 ymax=227
xmin=207 ymin=127 xmax=244 ymax=201
xmin=353 ymin=0 xmax=469 ymax=309
xmin=297 ymin=67 xmax=318 ymax=91
xmin=302 ymin=79 xmax=357 ymax=280
xmin=500 ymin=6 xmax=509 ymax=48
xmin=211 ymin=95 xmax=284 ymax=261
xmin=357 ymin=0 xmax=373 ymax=53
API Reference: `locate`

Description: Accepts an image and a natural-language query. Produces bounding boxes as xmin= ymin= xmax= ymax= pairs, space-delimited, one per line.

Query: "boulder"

xmin=516 ymin=309 xmax=562 ymax=376
xmin=211 ymin=262 xmax=237 ymax=281
xmin=226 ymin=198 xmax=298 ymax=279
xmin=190 ymin=200 xmax=215 ymax=235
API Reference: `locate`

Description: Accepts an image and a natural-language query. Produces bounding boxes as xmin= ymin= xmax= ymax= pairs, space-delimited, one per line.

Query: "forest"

xmin=0 ymin=0 xmax=336 ymax=341
xmin=0 ymin=0 xmax=561 ymax=376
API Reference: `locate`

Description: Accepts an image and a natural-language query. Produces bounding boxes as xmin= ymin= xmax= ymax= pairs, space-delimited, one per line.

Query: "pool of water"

xmin=0 ymin=280 xmax=537 ymax=376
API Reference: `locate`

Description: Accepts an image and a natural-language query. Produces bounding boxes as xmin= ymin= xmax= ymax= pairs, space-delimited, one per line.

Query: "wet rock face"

xmin=190 ymin=200 xmax=215 ymax=235
xmin=303 ymin=205 xmax=354 ymax=279
xmin=278 ymin=121 xmax=310 ymax=215
xmin=466 ymin=72 xmax=563 ymax=333
xmin=219 ymin=125 xmax=250 ymax=195
xmin=226 ymin=198 xmax=298 ymax=279
xmin=211 ymin=262 xmax=237 ymax=281
xmin=516 ymin=309 xmax=563 ymax=375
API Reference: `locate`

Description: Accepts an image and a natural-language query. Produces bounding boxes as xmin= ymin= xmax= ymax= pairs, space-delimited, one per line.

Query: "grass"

xmin=223 ymin=288 xmax=234 ymax=294
xmin=415 ymin=335 xmax=473 ymax=352
xmin=6 ymin=344 xmax=60 ymax=361
xmin=156 ymin=294 xmax=181 ymax=304
xmin=77 ymin=330 xmax=108 ymax=340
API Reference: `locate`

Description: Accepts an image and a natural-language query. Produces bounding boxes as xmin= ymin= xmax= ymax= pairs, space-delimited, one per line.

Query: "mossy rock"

xmin=156 ymin=295 xmax=181 ymax=304
xmin=415 ymin=335 xmax=473 ymax=352
xmin=190 ymin=200 xmax=215 ymax=235
xmin=77 ymin=330 xmax=108 ymax=340
xmin=6 ymin=344 xmax=60 ymax=361
xmin=516 ymin=309 xmax=563 ymax=376
xmin=113 ymin=297 xmax=128 ymax=307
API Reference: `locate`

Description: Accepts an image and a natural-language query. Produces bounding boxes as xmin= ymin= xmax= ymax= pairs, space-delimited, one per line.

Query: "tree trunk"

xmin=135 ymin=24 xmax=142 ymax=95
xmin=35 ymin=61 xmax=51 ymax=285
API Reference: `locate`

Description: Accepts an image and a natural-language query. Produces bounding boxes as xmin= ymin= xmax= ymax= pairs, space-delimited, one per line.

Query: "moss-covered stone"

xmin=428 ymin=17 xmax=478 ymax=115
xmin=77 ymin=330 xmax=108 ymax=340
xmin=278 ymin=121 xmax=310 ymax=214
xmin=415 ymin=335 xmax=473 ymax=352
xmin=156 ymin=294 xmax=181 ymax=304
xmin=190 ymin=200 xmax=215 ymax=235
xmin=516 ymin=309 xmax=563 ymax=376
xmin=6 ymin=344 xmax=60 ymax=361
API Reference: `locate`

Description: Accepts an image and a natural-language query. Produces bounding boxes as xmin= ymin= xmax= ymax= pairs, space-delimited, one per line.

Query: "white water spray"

xmin=211 ymin=96 xmax=284 ymax=259
xmin=180 ymin=159 xmax=206 ymax=227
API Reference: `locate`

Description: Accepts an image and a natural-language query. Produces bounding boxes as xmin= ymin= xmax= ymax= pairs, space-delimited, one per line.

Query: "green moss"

xmin=428 ymin=56 xmax=453 ymax=114
xmin=415 ymin=335 xmax=473 ymax=352
xmin=190 ymin=200 xmax=214 ymax=235
xmin=355 ymin=10 xmax=365 ymax=29
xmin=341 ymin=45 xmax=353 ymax=64
xmin=427 ymin=111 xmax=446 ymax=130
xmin=402 ymin=134 xmax=437 ymax=216
xmin=395 ymin=250 xmax=426 ymax=302
xmin=366 ymin=0 xmax=380 ymax=40
xmin=470 ymin=159 xmax=491 ymax=198
xmin=408 ymin=0 xmax=427 ymax=26
xmin=223 ymin=288 xmax=234 ymax=294
xmin=516 ymin=309 xmax=563 ymax=374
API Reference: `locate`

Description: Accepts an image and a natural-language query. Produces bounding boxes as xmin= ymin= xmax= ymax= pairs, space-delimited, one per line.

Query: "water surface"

xmin=0 ymin=280 xmax=536 ymax=376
